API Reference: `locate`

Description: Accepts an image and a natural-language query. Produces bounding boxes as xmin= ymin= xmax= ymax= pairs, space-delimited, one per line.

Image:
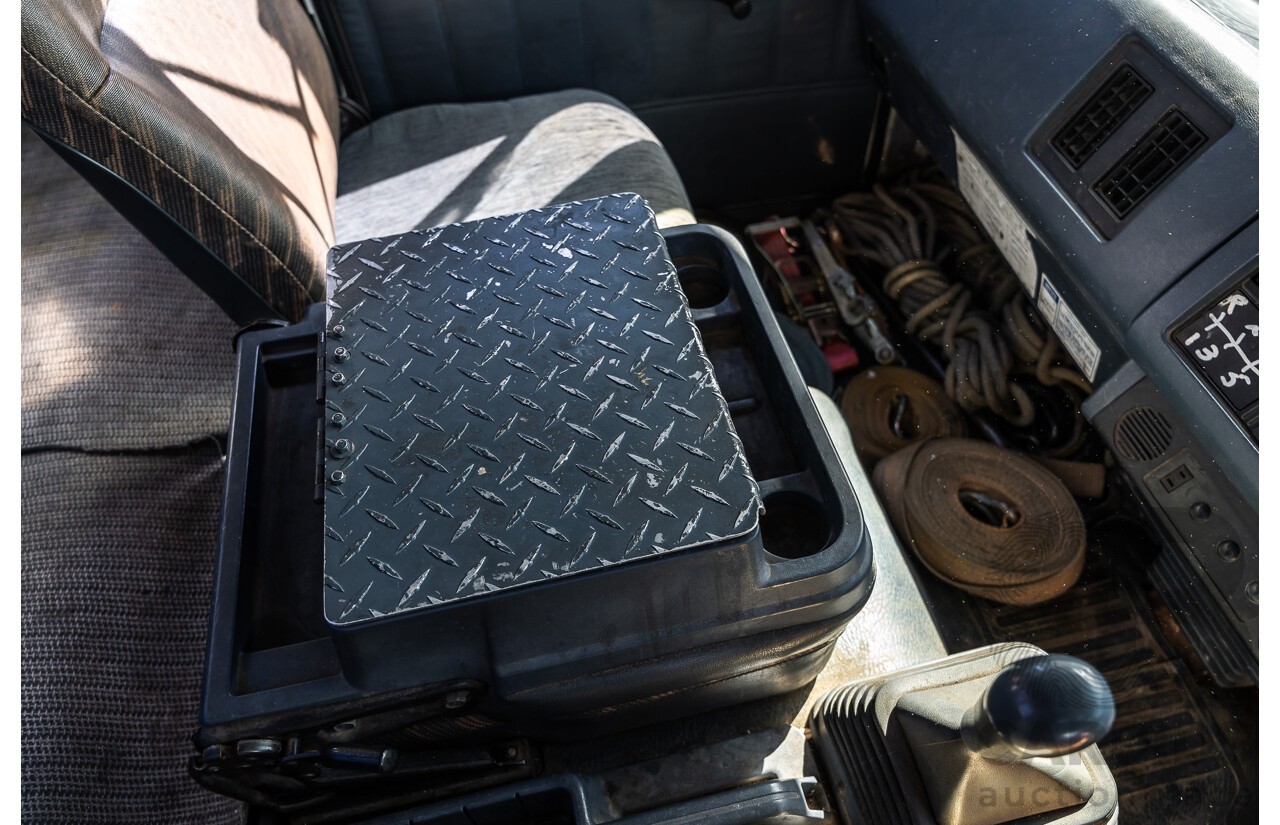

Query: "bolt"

xmin=331 ymin=371 xmax=346 ymax=386
xmin=1216 ymin=540 xmax=1241 ymax=562
xmin=1189 ymin=501 xmax=1211 ymax=521
xmin=506 ymin=747 xmax=518 ymax=759
xmin=443 ymin=690 xmax=470 ymax=710
xmin=236 ymin=739 xmax=282 ymax=758
xmin=202 ymin=744 xmax=231 ymax=763
xmin=329 ymin=470 xmax=346 ymax=485
xmin=332 ymin=324 xmax=345 ymax=338
xmin=334 ymin=347 xmax=350 ymax=363
xmin=331 ymin=438 xmax=355 ymax=459
xmin=331 ymin=412 xmax=347 ymax=427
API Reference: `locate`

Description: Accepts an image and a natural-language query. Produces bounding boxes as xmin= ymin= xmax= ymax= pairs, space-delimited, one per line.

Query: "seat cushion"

xmin=22 ymin=447 xmax=242 ymax=825
xmin=22 ymin=0 xmax=340 ymax=322
xmin=21 ymin=128 xmax=237 ymax=452
xmin=22 ymin=127 xmax=241 ymax=822
xmin=334 ymin=88 xmax=694 ymax=243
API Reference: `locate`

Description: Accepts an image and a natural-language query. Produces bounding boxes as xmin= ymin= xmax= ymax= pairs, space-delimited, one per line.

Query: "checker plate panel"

xmin=322 ymin=194 xmax=761 ymax=624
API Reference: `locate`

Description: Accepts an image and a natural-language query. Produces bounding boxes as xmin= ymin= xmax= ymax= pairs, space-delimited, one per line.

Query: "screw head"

xmin=202 ymin=744 xmax=231 ymax=762
xmin=334 ymin=347 xmax=350 ymax=363
xmin=331 ymin=372 xmax=346 ymax=386
xmin=443 ymin=690 xmax=470 ymax=710
xmin=329 ymin=470 xmax=346 ymax=485
xmin=332 ymin=324 xmax=345 ymax=338
xmin=331 ymin=412 xmax=347 ymax=427
xmin=331 ymin=438 xmax=355 ymax=459
xmin=236 ymin=739 xmax=282 ymax=758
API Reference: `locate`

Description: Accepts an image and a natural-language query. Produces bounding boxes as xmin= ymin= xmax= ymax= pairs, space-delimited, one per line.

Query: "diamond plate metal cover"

xmin=322 ymin=194 xmax=761 ymax=625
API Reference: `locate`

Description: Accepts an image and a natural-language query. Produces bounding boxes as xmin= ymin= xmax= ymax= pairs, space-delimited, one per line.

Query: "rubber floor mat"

xmin=917 ymin=549 xmax=1256 ymax=824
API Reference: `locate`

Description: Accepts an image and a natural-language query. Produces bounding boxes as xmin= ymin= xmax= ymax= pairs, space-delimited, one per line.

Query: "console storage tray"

xmin=199 ymin=197 xmax=873 ymax=754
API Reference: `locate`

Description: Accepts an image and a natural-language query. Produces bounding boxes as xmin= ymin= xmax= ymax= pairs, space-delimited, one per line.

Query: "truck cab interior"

xmin=20 ymin=1 xmax=1258 ymax=824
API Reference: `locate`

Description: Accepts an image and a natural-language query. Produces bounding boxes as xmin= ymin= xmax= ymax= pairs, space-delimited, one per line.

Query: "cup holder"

xmin=675 ymin=258 xmax=731 ymax=309
xmin=759 ymin=489 xmax=833 ymax=559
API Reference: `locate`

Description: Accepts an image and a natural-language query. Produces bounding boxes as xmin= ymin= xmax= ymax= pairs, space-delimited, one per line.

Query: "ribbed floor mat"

xmin=917 ymin=550 xmax=1256 ymax=823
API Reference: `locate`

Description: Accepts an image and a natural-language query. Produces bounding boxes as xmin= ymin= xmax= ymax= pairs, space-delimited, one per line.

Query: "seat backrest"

xmin=21 ymin=0 xmax=340 ymax=323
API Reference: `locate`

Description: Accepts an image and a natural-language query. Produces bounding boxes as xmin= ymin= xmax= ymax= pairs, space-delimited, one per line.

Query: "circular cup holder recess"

xmin=676 ymin=262 xmax=731 ymax=309
xmin=759 ymin=490 xmax=832 ymax=559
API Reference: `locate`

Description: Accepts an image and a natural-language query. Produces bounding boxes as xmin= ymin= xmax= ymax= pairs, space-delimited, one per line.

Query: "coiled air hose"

xmin=829 ymin=171 xmax=1091 ymax=429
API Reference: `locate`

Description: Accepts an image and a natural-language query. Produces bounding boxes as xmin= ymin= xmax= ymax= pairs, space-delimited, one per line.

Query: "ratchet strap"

xmin=1031 ymin=456 xmax=1107 ymax=500
xmin=872 ymin=438 xmax=1086 ymax=606
xmin=841 ymin=366 xmax=966 ymax=464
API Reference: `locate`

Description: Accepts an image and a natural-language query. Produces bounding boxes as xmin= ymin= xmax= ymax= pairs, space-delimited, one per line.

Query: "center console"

xmin=192 ymin=196 xmax=874 ymax=815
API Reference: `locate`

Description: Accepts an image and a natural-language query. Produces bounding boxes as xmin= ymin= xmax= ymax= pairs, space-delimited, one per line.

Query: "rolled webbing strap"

xmin=872 ymin=438 xmax=1086 ymax=606
xmin=841 ymin=366 xmax=966 ymax=464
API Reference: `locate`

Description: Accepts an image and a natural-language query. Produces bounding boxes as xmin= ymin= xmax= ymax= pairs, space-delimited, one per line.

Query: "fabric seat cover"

xmin=22 ymin=3 xmax=697 ymax=824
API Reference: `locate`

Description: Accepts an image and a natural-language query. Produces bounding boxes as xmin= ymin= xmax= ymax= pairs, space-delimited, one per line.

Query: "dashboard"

xmin=858 ymin=0 xmax=1259 ymax=682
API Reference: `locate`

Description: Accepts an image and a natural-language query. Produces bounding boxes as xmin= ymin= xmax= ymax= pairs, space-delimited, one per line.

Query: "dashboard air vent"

xmin=1092 ymin=109 xmax=1207 ymax=219
xmin=1114 ymin=406 xmax=1173 ymax=463
xmin=1053 ymin=64 xmax=1153 ymax=168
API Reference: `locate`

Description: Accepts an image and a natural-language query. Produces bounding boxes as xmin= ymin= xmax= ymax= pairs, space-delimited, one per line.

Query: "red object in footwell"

xmin=755 ymin=227 xmax=802 ymax=280
xmin=822 ymin=340 xmax=860 ymax=372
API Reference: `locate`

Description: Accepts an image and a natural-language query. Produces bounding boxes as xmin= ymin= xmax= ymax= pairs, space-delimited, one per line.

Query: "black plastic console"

xmin=194 ymin=203 xmax=873 ymax=812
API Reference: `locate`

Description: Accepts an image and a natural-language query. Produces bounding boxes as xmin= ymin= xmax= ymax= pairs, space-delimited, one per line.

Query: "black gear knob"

xmin=960 ymin=654 xmax=1115 ymax=761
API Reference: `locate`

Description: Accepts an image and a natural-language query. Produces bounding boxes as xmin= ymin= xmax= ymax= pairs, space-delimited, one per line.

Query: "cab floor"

xmin=913 ymin=525 xmax=1258 ymax=824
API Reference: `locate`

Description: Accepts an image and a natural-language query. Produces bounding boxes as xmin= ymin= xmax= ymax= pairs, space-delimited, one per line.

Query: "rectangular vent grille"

xmin=1092 ymin=109 xmax=1207 ymax=218
xmin=1053 ymin=64 xmax=1154 ymax=168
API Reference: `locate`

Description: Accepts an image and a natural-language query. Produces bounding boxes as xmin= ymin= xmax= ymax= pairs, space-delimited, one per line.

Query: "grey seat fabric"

xmin=21 ymin=0 xmax=341 ymax=322
xmin=23 ymin=0 xmax=697 ymax=322
xmin=21 ymin=128 xmax=242 ymax=824
xmin=22 ymin=129 xmax=239 ymax=452
xmin=335 ymin=89 xmax=695 ymax=244
xmin=331 ymin=0 xmax=877 ymax=209
xmin=22 ymin=447 xmax=242 ymax=825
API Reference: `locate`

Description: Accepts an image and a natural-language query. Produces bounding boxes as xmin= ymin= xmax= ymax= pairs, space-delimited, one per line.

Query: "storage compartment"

xmin=195 ymin=201 xmax=872 ymax=815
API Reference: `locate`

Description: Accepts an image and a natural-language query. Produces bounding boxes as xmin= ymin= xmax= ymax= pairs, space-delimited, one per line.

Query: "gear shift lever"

xmin=809 ymin=644 xmax=1119 ymax=825
xmin=960 ymin=654 xmax=1115 ymax=761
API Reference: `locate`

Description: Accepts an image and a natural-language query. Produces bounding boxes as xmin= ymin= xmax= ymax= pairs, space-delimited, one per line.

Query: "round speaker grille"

xmin=1114 ymin=407 xmax=1173 ymax=462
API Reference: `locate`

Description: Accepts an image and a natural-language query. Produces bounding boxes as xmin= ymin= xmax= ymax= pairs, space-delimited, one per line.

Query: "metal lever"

xmin=800 ymin=221 xmax=897 ymax=364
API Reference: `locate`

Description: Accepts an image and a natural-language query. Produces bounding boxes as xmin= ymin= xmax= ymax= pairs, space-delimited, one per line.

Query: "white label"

xmin=1037 ymin=275 xmax=1100 ymax=382
xmin=953 ymin=131 xmax=1038 ymax=296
